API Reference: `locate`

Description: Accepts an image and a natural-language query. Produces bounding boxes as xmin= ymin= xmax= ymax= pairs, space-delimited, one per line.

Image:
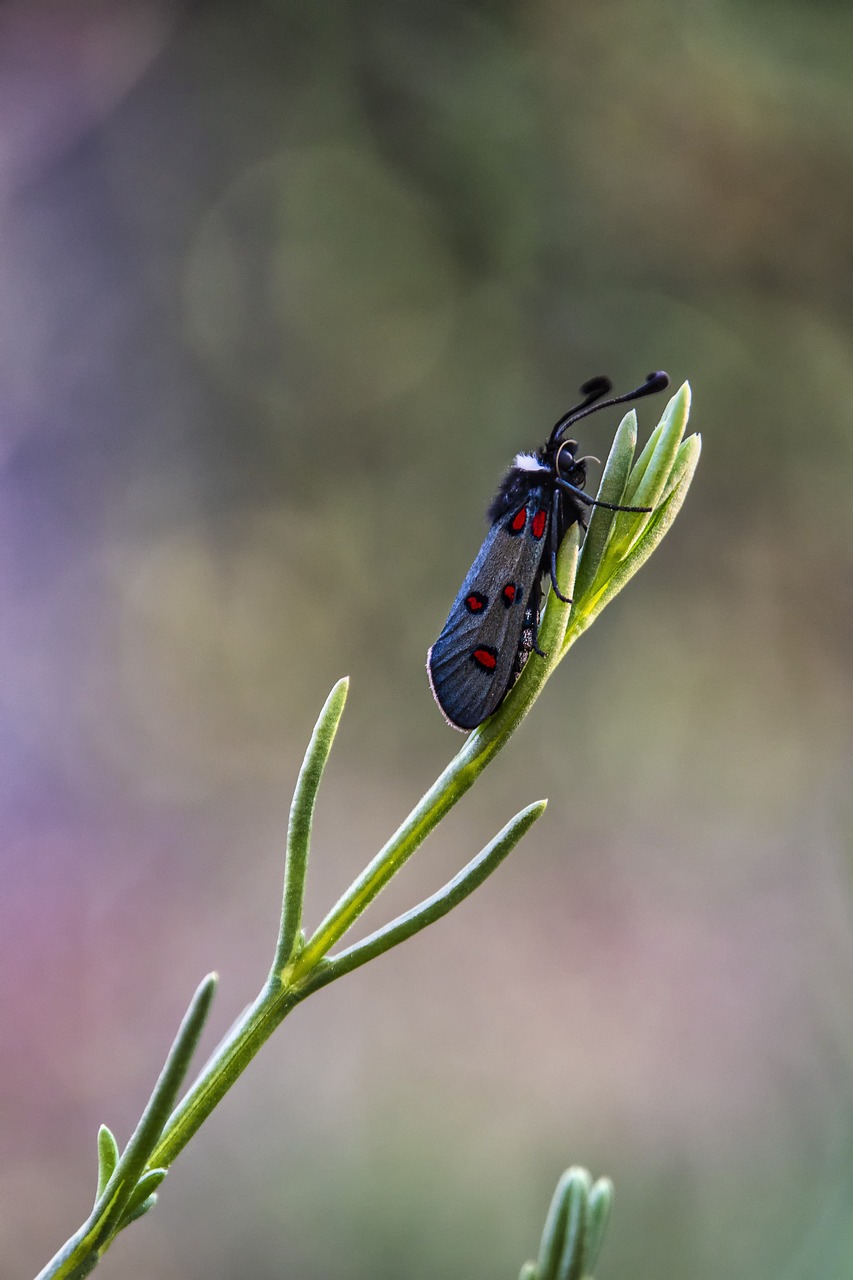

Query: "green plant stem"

xmin=130 ymin=536 xmax=579 ymax=1177
xmin=147 ymin=980 xmax=294 ymax=1170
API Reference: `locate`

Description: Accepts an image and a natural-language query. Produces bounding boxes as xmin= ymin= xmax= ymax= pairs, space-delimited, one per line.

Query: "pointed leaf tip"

xmin=324 ymin=674 xmax=348 ymax=703
xmin=96 ymin=1125 xmax=120 ymax=1199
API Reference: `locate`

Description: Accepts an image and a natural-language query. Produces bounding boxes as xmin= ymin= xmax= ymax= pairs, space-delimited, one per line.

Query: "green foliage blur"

xmin=3 ymin=3 xmax=853 ymax=1279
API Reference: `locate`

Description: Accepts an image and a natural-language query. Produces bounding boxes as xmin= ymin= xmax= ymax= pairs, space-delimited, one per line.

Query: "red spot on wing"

xmin=502 ymin=583 xmax=517 ymax=605
xmin=472 ymin=647 xmax=498 ymax=671
xmin=509 ymin=507 xmax=526 ymax=534
xmin=465 ymin=592 xmax=487 ymax=613
xmin=531 ymin=508 xmax=547 ymax=540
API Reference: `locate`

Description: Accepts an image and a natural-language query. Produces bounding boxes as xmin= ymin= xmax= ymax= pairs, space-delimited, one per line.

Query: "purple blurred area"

xmin=4 ymin=2 xmax=853 ymax=1278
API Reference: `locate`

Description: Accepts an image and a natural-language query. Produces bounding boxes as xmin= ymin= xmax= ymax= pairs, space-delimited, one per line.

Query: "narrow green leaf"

xmin=626 ymin=382 xmax=690 ymax=509
xmin=581 ymin=1178 xmax=614 ymax=1277
xmin=120 ymin=1194 xmax=158 ymax=1228
xmin=609 ymin=382 xmax=691 ymax=560
xmin=555 ymin=1168 xmax=591 ymax=1280
xmin=535 ymin=1181 xmax=568 ymax=1280
xmin=95 ymin=1126 xmax=119 ymax=1201
xmin=119 ymin=1170 xmax=167 ymax=1227
xmin=299 ymin=801 xmax=547 ymax=995
xmin=563 ymin=433 xmax=701 ymax=653
xmin=573 ymin=410 xmax=637 ymax=606
xmin=657 ymin=429 xmax=701 ymax=507
xmin=535 ymin=1168 xmax=608 ymax=1280
xmin=276 ymin=677 xmax=349 ymax=973
xmin=624 ymin=381 xmax=691 ymax=505
xmin=622 ymin=418 xmax=664 ymax=498
xmin=536 ymin=1168 xmax=575 ymax=1280
xmin=587 ymin=433 xmax=700 ymax=627
xmin=93 ymin=974 xmax=217 ymax=1233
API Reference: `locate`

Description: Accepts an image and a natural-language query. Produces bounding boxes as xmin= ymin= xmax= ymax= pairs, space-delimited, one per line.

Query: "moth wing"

xmin=427 ymin=506 xmax=547 ymax=731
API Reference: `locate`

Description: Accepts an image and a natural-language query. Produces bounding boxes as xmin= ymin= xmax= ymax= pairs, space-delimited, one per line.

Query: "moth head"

xmin=555 ymin=439 xmax=588 ymax=488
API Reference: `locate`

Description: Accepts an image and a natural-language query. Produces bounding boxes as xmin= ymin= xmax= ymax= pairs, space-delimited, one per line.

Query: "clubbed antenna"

xmin=549 ymin=371 xmax=669 ymax=447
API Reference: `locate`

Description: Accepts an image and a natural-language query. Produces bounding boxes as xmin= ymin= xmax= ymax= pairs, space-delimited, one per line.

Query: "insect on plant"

xmin=427 ymin=371 xmax=670 ymax=731
xmin=35 ymin=365 xmax=698 ymax=1280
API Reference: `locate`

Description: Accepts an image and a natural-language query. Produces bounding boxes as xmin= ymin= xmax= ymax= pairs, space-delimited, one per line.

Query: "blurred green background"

xmin=4 ymin=1 xmax=853 ymax=1277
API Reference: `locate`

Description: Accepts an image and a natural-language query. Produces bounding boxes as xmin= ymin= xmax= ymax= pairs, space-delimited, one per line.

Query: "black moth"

xmin=427 ymin=371 xmax=670 ymax=731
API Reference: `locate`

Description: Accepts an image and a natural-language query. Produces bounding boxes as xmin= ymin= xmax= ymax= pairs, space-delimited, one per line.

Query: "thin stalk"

xmin=147 ymin=981 xmax=296 ymax=1171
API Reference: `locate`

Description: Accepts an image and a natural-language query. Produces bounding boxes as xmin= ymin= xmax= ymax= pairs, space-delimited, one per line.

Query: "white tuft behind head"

xmin=513 ymin=452 xmax=547 ymax=472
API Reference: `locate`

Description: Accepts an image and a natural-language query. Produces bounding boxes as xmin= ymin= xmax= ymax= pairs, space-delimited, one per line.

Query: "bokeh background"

xmin=4 ymin=2 xmax=853 ymax=1277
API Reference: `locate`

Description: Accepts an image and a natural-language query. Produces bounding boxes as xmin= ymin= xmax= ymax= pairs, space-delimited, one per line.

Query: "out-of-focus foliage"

xmin=3 ymin=3 xmax=853 ymax=1280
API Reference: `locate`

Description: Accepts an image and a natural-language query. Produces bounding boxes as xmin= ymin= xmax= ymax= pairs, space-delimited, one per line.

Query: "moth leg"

xmin=554 ymin=476 xmax=651 ymax=514
xmin=549 ymin=553 xmax=572 ymax=603
xmin=548 ymin=490 xmax=573 ymax=603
